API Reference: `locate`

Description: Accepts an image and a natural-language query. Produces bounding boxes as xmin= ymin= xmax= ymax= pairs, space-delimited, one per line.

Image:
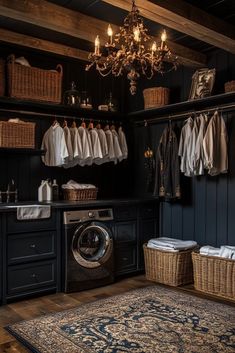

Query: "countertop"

xmin=0 ymin=197 xmax=157 ymax=212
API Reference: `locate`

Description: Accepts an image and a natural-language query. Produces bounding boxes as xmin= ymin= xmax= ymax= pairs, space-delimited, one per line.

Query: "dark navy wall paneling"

xmin=133 ymin=49 xmax=235 ymax=246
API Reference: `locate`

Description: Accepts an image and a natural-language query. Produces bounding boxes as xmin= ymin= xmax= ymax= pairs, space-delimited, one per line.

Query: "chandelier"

xmin=85 ymin=0 xmax=178 ymax=95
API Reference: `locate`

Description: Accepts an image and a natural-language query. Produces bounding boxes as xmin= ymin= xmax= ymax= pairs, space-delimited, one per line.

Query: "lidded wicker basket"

xmin=143 ymin=87 xmax=170 ymax=109
xmin=224 ymin=80 xmax=235 ymax=93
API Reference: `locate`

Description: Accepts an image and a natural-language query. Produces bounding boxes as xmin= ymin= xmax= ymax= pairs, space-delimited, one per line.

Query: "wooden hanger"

xmin=80 ymin=118 xmax=86 ymax=128
xmin=96 ymin=120 xmax=101 ymax=129
xmin=52 ymin=117 xmax=58 ymax=126
xmin=62 ymin=118 xmax=67 ymax=128
xmin=71 ymin=119 xmax=77 ymax=128
xmin=88 ymin=119 xmax=94 ymax=129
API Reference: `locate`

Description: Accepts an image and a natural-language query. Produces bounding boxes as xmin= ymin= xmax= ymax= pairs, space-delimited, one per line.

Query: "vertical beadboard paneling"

xmin=194 ymin=176 xmax=207 ymax=245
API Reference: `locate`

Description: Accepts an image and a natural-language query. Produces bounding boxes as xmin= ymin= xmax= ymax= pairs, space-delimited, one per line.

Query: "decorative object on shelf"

xmin=80 ymin=91 xmax=92 ymax=109
xmin=7 ymin=54 xmax=63 ymax=103
xmin=224 ymin=80 xmax=235 ymax=93
xmin=0 ymin=119 xmax=35 ymax=148
xmin=85 ymin=0 xmax=178 ymax=95
xmin=0 ymin=58 xmax=5 ymax=96
xmin=63 ymin=81 xmax=80 ymax=106
xmin=105 ymin=92 xmax=118 ymax=112
xmin=188 ymin=68 xmax=216 ymax=100
xmin=98 ymin=105 xmax=109 ymax=111
xmin=143 ymin=87 xmax=170 ymax=109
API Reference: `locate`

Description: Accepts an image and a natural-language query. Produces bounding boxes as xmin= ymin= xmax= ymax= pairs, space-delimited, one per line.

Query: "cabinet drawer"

xmin=7 ymin=260 xmax=56 ymax=295
xmin=7 ymin=210 xmax=56 ymax=233
xmin=7 ymin=231 xmax=56 ymax=264
xmin=115 ymin=246 xmax=137 ymax=274
xmin=140 ymin=203 xmax=157 ymax=219
xmin=114 ymin=221 xmax=137 ymax=243
xmin=114 ymin=206 xmax=137 ymax=220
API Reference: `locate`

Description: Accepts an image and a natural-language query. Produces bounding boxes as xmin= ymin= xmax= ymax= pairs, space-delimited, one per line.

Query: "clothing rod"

xmin=136 ymin=102 xmax=235 ymax=126
xmin=0 ymin=108 xmax=121 ymax=123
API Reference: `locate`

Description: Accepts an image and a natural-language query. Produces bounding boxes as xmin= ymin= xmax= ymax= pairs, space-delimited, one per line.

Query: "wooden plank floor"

xmin=0 ymin=274 xmax=234 ymax=353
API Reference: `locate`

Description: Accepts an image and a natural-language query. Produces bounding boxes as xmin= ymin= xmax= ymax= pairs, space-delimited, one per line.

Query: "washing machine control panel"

xmin=63 ymin=208 xmax=113 ymax=224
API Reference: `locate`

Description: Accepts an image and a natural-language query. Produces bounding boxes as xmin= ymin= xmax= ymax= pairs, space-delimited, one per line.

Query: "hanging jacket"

xmin=203 ymin=111 xmax=228 ymax=176
xmin=153 ymin=124 xmax=181 ymax=200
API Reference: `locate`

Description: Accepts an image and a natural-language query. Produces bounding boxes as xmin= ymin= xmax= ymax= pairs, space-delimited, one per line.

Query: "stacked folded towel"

xmin=200 ymin=245 xmax=235 ymax=259
xmin=61 ymin=180 xmax=96 ymax=190
xmin=147 ymin=237 xmax=197 ymax=252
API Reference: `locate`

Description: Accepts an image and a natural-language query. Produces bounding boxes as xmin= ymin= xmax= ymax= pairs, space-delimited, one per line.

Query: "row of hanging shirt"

xmin=41 ymin=119 xmax=128 ymax=167
xmin=178 ymin=110 xmax=228 ymax=177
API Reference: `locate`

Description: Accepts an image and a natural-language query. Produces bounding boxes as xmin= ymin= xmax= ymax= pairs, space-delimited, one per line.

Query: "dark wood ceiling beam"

xmin=102 ymin=0 xmax=235 ymax=54
xmin=0 ymin=28 xmax=89 ymax=62
xmin=0 ymin=0 xmax=206 ymax=68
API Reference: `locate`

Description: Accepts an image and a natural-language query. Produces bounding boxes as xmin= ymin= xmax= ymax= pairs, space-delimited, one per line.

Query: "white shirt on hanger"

xmin=89 ymin=128 xmax=103 ymax=164
xmin=78 ymin=125 xmax=93 ymax=166
xmin=118 ymin=126 xmax=128 ymax=160
xmin=96 ymin=127 xmax=108 ymax=164
xmin=41 ymin=123 xmax=69 ymax=167
xmin=63 ymin=125 xmax=73 ymax=161
xmin=111 ymin=126 xmax=123 ymax=163
xmin=104 ymin=127 xmax=116 ymax=163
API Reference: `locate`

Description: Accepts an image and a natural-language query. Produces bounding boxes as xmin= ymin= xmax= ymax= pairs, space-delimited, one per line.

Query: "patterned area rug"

xmin=6 ymin=286 xmax=235 ymax=353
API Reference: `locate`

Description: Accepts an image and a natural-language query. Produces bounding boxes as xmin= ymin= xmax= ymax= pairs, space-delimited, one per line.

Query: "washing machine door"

xmin=72 ymin=221 xmax=113 ymax=269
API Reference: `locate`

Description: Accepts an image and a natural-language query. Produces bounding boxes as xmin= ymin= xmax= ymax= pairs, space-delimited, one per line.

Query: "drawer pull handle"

xmin=30 ymin=244 xmax=36 ymax=249
xmin=122 ymin=257 xmax=128 ymax=261
xmin=31 ymin=273 xmax=37 ymax=279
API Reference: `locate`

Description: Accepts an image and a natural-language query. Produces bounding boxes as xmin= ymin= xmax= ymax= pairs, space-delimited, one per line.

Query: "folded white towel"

xmin=219 ymin=246 xmax=235 ymax=259
xmin=61 ymin=180 xmax=96 ymax=190
xmin=199 ymin=246 xmax=220 ymax=256
xmin=147 ymin=237 xmax=197 ymax=251
xmin=17 ymin=205 xmax=51 ymax=220
xmin=147 ymin=243 xmax=178 ymax=252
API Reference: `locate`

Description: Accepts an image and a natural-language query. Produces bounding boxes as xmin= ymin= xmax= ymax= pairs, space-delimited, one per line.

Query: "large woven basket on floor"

xmin=0 ymin=58 xmax=5 ymax=96
xmin=63 ymin=188 xmax=98 ymax=201
xmin=143 ymin=87 xmax=170 ymax=109
xmin=0 ymin=120 xmax=35 ymax=148
xmin=143 ymin=244 xmax=194 ymax=286
xmin=192 ymin=251 xmax=235 ymax=300
xmin=7 ymin=54 xmax=63 ymax=103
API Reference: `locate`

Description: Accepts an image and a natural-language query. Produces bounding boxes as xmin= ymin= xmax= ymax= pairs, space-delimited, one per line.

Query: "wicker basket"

xmin=0 ymin=120 xmax=35 ymax=148
xmin=192 ymin=251 xmax=235 ymax=300
xmin=143 ymin=87 xmax=170 ymax=109
xmin=7 ymin=54 xmax=63 ymax=103
xmin=143 ymin=244 xmax=194 ymax=286
xmin=0 ymin=58 xmax=5 ymax=96
xmin=224 ymin=80 xmax=235 ymax=93
xmin=63 ymin=188 xmax=98 ymax=201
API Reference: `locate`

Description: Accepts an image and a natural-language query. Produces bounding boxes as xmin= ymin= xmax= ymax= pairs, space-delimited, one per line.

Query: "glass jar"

xmin=63 ymin=81 xmax=80 ymax=106
xmin=105 ymin=92 xmax=118 ymax=112
xmin=80 ymin=91 xmax=92 ymax=109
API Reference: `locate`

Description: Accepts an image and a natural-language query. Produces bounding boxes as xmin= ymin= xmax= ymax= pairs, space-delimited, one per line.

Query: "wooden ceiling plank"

xmin=0 ymin=0 xmax=206 ymax=68
xmin=0 ymin=28 xmax=89 ymax=62
xmin=102 ymin=0 xmax=235 ymax=54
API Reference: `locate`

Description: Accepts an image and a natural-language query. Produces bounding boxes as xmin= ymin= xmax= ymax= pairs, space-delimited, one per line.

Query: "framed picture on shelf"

xmin=188 ymin=68 xmax=216 ymax=100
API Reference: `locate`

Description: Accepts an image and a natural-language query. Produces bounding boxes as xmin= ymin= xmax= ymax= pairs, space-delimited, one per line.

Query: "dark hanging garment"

xmin=153 ymin=124 xmax=181 ymax=200
xmin=143 ymin=122 xmax=155 ymax=192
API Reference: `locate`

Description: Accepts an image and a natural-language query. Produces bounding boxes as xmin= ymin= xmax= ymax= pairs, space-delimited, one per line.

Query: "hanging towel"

xmin=17 ymin=205 xmax=51 ymax=220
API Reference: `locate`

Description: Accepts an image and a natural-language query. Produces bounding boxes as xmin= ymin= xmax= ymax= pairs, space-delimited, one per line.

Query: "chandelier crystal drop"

xmin=85 ymin=0 xmax=178 ymax=95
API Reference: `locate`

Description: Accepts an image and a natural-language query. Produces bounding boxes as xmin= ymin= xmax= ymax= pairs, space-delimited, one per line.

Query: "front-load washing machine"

xmin=62 ymin=208 xmax=114 ymax=293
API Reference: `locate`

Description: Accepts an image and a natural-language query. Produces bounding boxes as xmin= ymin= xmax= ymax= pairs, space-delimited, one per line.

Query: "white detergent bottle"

xmin=38 ymin=180 xmax=46 ymax=202
xmin=45 ymin=179 xmax=52 ymax=201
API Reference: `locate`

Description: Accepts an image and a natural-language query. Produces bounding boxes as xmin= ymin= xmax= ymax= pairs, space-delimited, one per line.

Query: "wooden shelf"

xmin=0 ymin=97 xmax=122 ymax=121
xmin=128 ymin=92 xmax=235 ymax=121
xmin=0 ymin=148 xmax=45 ymax=155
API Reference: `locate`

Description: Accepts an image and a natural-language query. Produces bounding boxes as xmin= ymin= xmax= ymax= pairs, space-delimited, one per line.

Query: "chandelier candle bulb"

xmin=107 ymin=24 xmax=113 ymax=44
xmin=95 ymin=35 xmax=100 ymax=56
xmin=161 ymin=30 xmax=167 ymax=50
